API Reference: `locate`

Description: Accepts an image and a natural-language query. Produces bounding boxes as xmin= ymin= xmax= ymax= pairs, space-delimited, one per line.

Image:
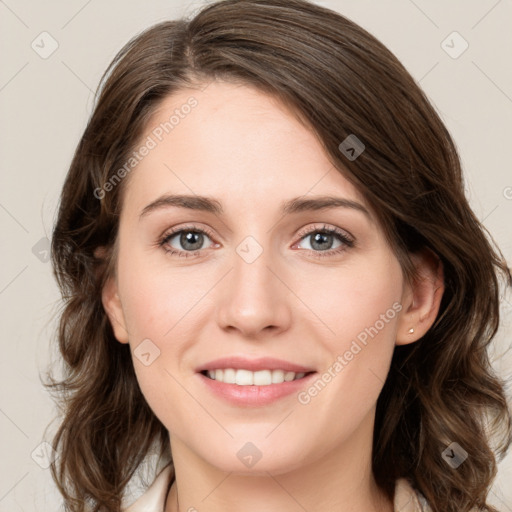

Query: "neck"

xmin=164 ymin=413 xmax=393 ymax=512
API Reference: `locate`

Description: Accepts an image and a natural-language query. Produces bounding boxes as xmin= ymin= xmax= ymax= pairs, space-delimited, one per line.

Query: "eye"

xmin=157 ymin=223 xmax=355 ymax=259
xmin=293 ymin=224 xmax=355 ymax=258
xmin=158 ymin=225 xmax=217 ymax=258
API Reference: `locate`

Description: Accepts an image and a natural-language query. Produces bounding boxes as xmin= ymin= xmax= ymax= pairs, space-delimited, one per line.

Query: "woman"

xmin=45 ymin=0 xmax=511 ymax=511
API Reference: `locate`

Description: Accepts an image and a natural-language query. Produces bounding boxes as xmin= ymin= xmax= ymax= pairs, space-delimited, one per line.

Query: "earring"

xmin=408 ymin=328 xmax=414 ymax=334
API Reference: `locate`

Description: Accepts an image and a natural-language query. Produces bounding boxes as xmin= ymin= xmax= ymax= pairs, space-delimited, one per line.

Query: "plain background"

xmin=1 ymin=0 xmax=511 ymax=510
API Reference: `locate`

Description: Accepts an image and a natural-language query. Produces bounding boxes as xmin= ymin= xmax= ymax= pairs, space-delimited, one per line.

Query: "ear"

xmin=95 ymin=246 xmax=129 ymax=344
xmin=396 ymin=248 xmax=444 ymax=346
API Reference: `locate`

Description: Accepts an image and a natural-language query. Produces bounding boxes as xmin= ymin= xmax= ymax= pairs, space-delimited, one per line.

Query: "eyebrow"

xmin=139 ymin=194 xmax=370 ymax=220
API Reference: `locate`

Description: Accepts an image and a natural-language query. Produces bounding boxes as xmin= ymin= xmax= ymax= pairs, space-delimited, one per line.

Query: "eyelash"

xmin=157 ymin=223 xmax=355 ymax=259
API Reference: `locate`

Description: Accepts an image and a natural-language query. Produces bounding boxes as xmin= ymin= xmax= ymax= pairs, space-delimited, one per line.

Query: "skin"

xmin=102 ymin=81 xmax=444 ymax=512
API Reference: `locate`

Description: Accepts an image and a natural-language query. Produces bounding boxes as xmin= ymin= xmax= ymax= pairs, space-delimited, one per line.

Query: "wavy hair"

xmin=45 ymin=0 xmax=512 ymax=510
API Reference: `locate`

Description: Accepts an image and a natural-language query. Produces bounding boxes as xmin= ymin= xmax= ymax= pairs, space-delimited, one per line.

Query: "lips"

xmin=197 ymin=371 xmax=317 ymax=406
xmin=196 ymin=356 xmax=317 ymax=406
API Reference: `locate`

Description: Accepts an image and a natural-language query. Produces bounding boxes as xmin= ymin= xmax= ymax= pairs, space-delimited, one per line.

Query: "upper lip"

xmin=197 ymin=356 xmax=316 ymax=373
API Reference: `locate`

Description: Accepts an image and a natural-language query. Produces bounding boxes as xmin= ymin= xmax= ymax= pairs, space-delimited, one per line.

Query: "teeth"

xmin=205 ymin=369 xmax=307 ymax=385
xmin=254 ymin=370 xmax=271 ymax=385
xmin=284 ymin=371 xmax=295 ymax=382
xmin=223 ymin=368 xmax=236 ymax=384
xmin=236 ymin=369 xmax=253 ymax=385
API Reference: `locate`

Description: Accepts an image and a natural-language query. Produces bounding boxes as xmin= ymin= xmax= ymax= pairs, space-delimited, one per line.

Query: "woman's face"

xmin=103 ymin=81 xmax=421 ymax=475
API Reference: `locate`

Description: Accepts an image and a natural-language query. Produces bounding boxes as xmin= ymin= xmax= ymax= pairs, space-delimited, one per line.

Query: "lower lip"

xmin=198 ymin=372 xmax=317 ymax=407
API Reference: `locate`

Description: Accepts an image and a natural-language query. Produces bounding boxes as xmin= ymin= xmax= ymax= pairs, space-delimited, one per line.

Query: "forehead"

xmin=122 ymin=80 xmax=371 ymax=220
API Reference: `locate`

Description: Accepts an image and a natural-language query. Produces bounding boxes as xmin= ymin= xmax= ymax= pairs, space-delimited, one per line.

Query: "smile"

xmin=202 ymin=368 xmax=309 ymax=385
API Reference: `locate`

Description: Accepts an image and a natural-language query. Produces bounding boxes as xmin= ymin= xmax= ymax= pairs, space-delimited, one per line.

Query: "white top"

xmin=122 ymin=463 xmax=433 ymax=512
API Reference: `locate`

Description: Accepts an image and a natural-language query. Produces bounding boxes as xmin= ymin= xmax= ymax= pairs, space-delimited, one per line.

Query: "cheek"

xmin=293 ymin=254 xmax=403 ymax=415
xmin=296 ymin=254 xmax=403 ymax=351
xmin=116 ymin=251 xmax=209 ymax=425
xmin=118 ymin=250 xmax=202 ymax=342
xmin=117 ymin=265 xmax=198 ymax=429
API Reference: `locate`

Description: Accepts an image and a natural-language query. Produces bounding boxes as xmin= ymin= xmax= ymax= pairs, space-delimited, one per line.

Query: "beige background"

xmin=1 ymin=0 xmax=511 ymax=510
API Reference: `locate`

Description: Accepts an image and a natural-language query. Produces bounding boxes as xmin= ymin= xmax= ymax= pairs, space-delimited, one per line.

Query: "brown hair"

xmin=45 ymin=0 xmax=512 ymax=510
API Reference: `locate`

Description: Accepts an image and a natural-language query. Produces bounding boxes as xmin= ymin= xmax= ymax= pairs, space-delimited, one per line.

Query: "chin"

xmin=197 ymin=439 xmax=311 ymax=476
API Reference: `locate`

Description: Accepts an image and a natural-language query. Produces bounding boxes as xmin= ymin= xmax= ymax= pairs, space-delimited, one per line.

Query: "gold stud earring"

xmin=408 ymin=328 xmax=414 ymax=334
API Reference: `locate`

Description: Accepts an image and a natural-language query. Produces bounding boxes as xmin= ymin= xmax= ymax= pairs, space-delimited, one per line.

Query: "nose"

xmin=216 ymin=242 xmax=292 ymax=339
